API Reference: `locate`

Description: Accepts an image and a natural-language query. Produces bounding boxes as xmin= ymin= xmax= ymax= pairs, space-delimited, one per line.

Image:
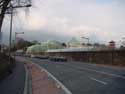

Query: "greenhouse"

xmin=67 ymin=37 xmax=81 ymax=48
xmin=41 ymin=40 xmax=63 ymax=50
xmin=26 ymin=40 xmax=64 ymax=54
xmin=26 ymin=44 xmax=44 ymax=54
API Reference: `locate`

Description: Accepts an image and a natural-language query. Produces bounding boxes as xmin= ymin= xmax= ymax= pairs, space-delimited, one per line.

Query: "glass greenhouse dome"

xmin=26 ymin=40 xmax=63 ymax=54
xmin=67 ymin=37 xmax=81 ymax=47
xmin=26 ymin=44 xmax=44 ymax=54
xmin=41 ymin=40 xmax=63 ymax=50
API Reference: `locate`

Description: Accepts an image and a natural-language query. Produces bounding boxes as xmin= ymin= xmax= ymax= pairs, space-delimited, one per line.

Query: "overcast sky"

xmin=2 ymin=0 xmax=125 ymax=45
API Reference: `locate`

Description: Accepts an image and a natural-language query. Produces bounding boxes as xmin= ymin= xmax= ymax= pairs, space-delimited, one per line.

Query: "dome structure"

xmin=67 ymin=37 xmax=81 ymax=47
xmin=41 ymin=40 xmax=63 ymax=50
xmin=26 ymin=40 xmax=64 ymax=54
xmin=26 ymin=44 xmax=44 ymax=54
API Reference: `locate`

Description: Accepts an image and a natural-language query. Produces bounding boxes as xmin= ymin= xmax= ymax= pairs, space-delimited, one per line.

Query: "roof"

xmin=68 ymin=37 xmax=81 ymax=46
xmin=26 ymin=44 xmax=44 ymax=53
xmin=26 ymin=40 xmax=64 ymax=53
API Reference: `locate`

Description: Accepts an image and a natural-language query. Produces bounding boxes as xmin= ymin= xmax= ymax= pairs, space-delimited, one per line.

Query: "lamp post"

xmin=15 ymin=32 xmax=24 ymax=43
xmin=81 ymin=36 xmax=90 ymax=49
xmin=14 ymin=32 xmax=24 ymax=52
xmin=8 ymin=3 xmax=13 ymax=64
xmin=0 ymin=32 xmax=2 ymax=52
xmin=8 ymin=3 xmax=31 ymax=64
xmin=122 ymin=37 xmax=125 ymax=47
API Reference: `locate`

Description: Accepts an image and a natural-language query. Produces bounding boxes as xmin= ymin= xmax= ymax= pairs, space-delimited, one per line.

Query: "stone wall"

xmin=45 ymin=50 xmax=125 ymax=66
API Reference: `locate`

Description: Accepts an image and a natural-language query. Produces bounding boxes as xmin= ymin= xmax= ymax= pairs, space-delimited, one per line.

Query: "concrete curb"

xmin=24 ymin=64 xmax=28 ymax=94
xmin=30 ymin=61 xmax=72 ymax=94
xmin=24 ymin=64 xmax=33 ymax=94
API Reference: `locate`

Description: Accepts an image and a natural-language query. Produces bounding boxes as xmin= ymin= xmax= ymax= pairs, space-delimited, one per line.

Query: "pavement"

xmin=0 ymin=57 xmax=67 ymax=94
xmin=16 ymin=56 xmax=67 ymax=94
xmin=27 ymin=62 xmax=66 ymax=94
xmin=0 ymin=62 xmax=26 ymax=94
xmin=27 ymin=57 xmax=125 ymax=94
xmin=1 ymin=56 xmax=125 ymax=94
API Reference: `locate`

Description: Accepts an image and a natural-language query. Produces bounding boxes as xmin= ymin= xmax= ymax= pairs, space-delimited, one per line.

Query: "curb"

xmin=24 ymin=64 xmax=32 ymax=94
xmin=30 ymin=61 xmax=72 ymax=94
xmin=24 ymin=64 xmax=28 ymax=94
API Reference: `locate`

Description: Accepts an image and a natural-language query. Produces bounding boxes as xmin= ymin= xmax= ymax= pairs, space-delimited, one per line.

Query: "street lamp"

xmin=15 ymin=32 xmax=24 ymax=43
xmin=122 ymin=37 xmax=125 ymax=47
xmin=14 ymin=32 xmax=24 ymax=51
xmin=82 ymin=37 xmax=89 ymax=44
xmin=8 ymin=3 xmax=31 ymax=64
xmin=81 ymin=36 xmax=90 ymax=49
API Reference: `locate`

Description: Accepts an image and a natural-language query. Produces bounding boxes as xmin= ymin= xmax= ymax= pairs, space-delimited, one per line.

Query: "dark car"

xmin=49 ymin=56 xmax=67 ymax=62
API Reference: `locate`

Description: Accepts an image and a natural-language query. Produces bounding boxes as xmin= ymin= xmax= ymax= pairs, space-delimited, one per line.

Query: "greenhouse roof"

xmin=26 ymin=44 xmax=44 ymax=53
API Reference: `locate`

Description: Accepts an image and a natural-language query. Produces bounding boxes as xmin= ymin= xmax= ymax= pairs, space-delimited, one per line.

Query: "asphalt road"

xmin=0 ymin=62 xmax=26 ymax=94
xmin=27 ymin=57 xmax=125 ymax=94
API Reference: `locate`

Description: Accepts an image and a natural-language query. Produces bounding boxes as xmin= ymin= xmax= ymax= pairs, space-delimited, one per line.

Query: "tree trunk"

xmin=0 ymin=15 xmax=4 ymax=31
xmin=0 ymin=0 xmax=11 ymax=52
xmin=0 ymin=14 xmax=4 ymax=52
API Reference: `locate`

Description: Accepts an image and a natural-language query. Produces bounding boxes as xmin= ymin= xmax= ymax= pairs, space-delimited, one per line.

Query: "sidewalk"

xmin=27 ymin=62 xmax=65 ymax=94
xmin=0 ymin=62 xmax=26 ymax=94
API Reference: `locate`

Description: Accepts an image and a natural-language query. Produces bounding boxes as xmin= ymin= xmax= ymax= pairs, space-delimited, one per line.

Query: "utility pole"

xmin=122 ymin=37 xmax=125 ymax=47
xmin=8 ymin=3 xmax=31 ymax=65
xmin=9 ymin=3 xmax=13 ymax=64
xmin=0 ymin=32 xmax=2 ymax=52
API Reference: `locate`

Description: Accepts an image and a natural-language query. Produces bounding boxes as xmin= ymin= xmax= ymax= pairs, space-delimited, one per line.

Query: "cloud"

xmin=2 ymin=0 xmax=125 ymax=44
xmin=26 ymin=15 xmax=48 ymax=30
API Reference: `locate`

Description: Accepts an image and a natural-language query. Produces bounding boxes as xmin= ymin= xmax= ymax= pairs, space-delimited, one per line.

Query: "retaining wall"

xmin=45 ymin=50 xmax=125 ymax=66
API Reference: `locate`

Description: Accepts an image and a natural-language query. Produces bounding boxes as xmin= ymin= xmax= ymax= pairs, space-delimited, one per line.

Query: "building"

xmin=108 ymin=41 xmax=116 ymax=49
xmin=67 ymin=37 xmax=82 ymax=48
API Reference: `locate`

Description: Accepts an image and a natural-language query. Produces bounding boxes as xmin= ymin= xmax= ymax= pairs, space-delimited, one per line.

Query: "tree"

xmin=0 ymin=0 xmax=31 ymax=51
xmin=86 ymin=43 xmax=92 ymax=46
xmin=120 ymin=45 xmax=125 ymax=50
xmin=61 ymin=43 xmax=67 ymax=47
xmin=93 ymin=43 xmax=100 ymax=47
xmin=15 ymin=38 xmax=33 ymax=50
xmin=0 ymin=0 xmax=31 ymax=32
xmin=32 ymin=40 xmax=40 ymax=45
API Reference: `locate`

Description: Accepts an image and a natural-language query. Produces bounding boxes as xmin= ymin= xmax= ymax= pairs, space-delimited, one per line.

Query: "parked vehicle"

xmin=35 ymin=55 xmax=49 ymax=59
xmin=49 ymin=56 xmax=67 ymax=62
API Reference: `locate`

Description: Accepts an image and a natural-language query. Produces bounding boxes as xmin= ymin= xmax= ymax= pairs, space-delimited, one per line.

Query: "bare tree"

xmin=0 ymin=0 xmax=31 ymax=32
xmin=0 ymin=0 xmax=31 ymax=51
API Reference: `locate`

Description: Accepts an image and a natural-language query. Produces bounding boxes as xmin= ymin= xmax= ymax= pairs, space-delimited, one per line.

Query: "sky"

xmin=1 ymin=0 xmax=125 ymax=45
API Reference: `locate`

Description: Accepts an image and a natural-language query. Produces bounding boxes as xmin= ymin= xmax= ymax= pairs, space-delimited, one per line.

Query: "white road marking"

xmin=31 ymin=62 xmax=72 ymax=94
xmin=81 ymin=67 xmax=125 ymax=79
xmin=58 ymin=63 xmax=125 ymax=79
xmin=33 ymin=58 xmax=125 ymax=79
xmin=90 ymin=77 xmax=108 ymax=85
xmin=55 ymin=65 xmax=60 ymax=68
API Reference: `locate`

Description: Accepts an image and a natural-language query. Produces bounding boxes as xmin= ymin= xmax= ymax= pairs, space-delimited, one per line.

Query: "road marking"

xmin=30 ymin=61 xmax=72 ymax=94
xmin=90 ymin=77 xmax=108 ymax=85
xmin=55 ymin=65 xmax=60 ymax=68
xmin=57 ymin=63 xmax=125 ymax=79
xmin=81 ymin=67 xmax=125 ymax=79
xmin=30 ymin=58 xmax=125 ymax=79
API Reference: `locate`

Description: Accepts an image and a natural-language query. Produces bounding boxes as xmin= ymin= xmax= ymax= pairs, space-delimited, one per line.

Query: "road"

xmin=0 ymin=62 xmax=26 ymax=94
xmin=26 ymin=57 xmax=125 ymax=94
